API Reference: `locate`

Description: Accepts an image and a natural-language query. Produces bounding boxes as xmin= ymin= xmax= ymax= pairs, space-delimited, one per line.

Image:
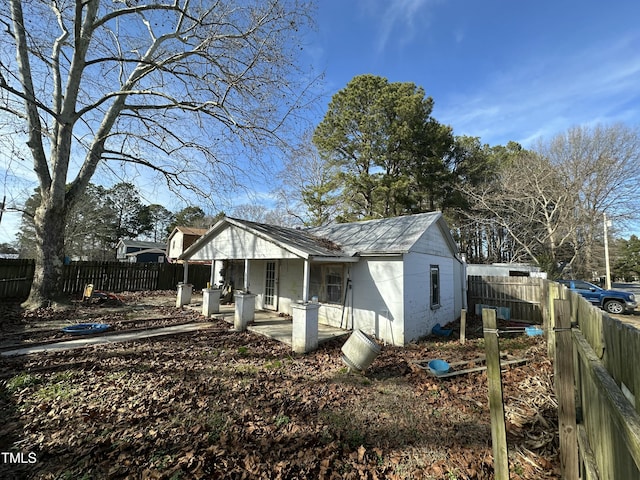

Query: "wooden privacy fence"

xmin=0 ymin=259 xmax=35 ymax=299
xmin=546 ymin=284 xmax=640 ymax=479
xmin=473 ymin=276 xmax=640 ymax=478
xmin=467 ymin=275 xmax=548 ymax=323
xmin=0 ymin=259 xmax=212 ymax=300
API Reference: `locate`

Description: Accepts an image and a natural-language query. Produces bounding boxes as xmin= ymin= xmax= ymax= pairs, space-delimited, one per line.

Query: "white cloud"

xmin=360 ymin=0 xmax=443 ymax=52
xmin=438 ymin=32 xmax=640 ymax=146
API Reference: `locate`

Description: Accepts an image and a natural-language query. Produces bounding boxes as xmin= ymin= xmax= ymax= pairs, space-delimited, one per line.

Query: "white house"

xmin=179 ymin=212 xmax=466 ymax=346
xmin=166 ymin=226 xmax=208 ymax=262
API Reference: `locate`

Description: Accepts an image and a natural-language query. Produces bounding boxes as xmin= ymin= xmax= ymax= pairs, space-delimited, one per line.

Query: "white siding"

xmin=403 ymin=252 xmax=457 ymax=342
xmin=248 ymin=260 xmax=265 ymax=309
xmin=167 ymin=233 xmax=184 ymax=259
xmin=348 ymin=258 xmax=405 ymax=345
xmin=410 ymin=222 xmax=453 ymax=257
xmin=188 ymin=225 xmax=300 ymax=261
xmin=235 ymin=259 xmax=305 ymax=313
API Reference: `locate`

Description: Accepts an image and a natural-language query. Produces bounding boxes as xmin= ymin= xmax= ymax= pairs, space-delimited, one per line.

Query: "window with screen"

xmin=309 ymin=264 xmax=344 ymax=304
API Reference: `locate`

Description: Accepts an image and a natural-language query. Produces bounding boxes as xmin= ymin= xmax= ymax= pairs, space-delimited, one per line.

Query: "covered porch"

xmin=208 ymin=304 xmax=349 ymax=347
xmin=178 ymin=217 xmax=358 ymax=353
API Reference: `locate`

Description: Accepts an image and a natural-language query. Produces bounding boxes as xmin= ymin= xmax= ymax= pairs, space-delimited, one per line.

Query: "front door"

xmin=264 ymin=261 xmax=278 ymax=310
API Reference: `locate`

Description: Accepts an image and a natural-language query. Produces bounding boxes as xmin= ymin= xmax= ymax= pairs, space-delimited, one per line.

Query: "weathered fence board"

xmin=0 ymin=259 xmax=35 ymax=299
xmin=470 ymin=275 xmax=640 ymax=478
xmin=467 ymin=275 xmax=546 ymax=323
xmin=0 ymin=259 xmax=212 ymax=300
xmin=546 ymin=282 xmax=640 ymax=479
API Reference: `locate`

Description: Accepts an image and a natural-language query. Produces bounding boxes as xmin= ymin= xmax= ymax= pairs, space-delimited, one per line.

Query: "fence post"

xmin=483 ymin=308 xmax=509 ymax=480
xmin=460 ymin=309 xmax=466 ymax=345
xmin=554 ymin=298 xmax=578 ymax=480
xmin=547 ymin=282 xmax=559 ymax=360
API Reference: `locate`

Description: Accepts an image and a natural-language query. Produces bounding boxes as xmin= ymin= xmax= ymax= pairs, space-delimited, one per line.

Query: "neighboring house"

xmin=166 ymin=226 xmax=208 ymax=262
xmin=179 ymin=212 xmax=466 ymax=346
xmin=116 ymin=240 xmax=167 ymax=263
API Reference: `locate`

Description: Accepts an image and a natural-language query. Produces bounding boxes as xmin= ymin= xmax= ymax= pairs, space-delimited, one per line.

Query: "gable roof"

xmin=117 ymin=239 xmax=166 ymax=250
xmin=167 ymin=226 xmax=208 ymax=241
xmin=308 ymin=212 xmax=446 ymax=256
xmin=125 ymin=247 xmax=166 ymax=257
xmin=180 ymin=217 xmax=344 ymax=261
xmin=180 ymin=212 xmax=459 ymax=261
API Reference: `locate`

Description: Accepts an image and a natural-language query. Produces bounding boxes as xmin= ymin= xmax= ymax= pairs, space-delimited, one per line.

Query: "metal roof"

xmin=180 ymin=212 xmax=454 ymax=261
xmin=307 ymin=212 xmax=443 ymax=256
xmin=225 ymin=217 xmax=344 ymax=258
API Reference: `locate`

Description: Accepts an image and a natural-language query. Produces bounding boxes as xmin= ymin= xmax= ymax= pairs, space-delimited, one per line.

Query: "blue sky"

xmin=1 ymin=0 xmax=639 ymax=244
xmin=311 ymin=0 xmax=640 ymax=146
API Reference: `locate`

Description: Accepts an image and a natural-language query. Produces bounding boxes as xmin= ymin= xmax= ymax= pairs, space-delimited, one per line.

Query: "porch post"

xmin=209 ymin=260 xmax=215 ymax=288
xmin=244 ymin=258 xmax=250 ymax=292
xmin=302 ymin=259 xmax=310 ymax=303
xmin=183 ymin=261 xmax=189 ymax=284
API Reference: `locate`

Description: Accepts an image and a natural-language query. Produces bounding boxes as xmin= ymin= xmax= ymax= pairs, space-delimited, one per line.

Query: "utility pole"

xmin=604 ymin=213 xmax=612 ymax=290
xmin=0 ymin=195 xmax=5 ymax=225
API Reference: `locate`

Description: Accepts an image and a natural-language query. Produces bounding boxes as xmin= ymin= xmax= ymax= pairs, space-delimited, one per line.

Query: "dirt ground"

xmin=0 ymin=292 xmax=559 ymax=479
xmin=0 ymin=291 xmax=205 ymax=350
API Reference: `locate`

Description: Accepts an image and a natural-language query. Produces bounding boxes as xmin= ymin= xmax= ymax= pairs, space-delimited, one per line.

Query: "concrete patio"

xmin=197 ymin=304 xmax=351 ymax=347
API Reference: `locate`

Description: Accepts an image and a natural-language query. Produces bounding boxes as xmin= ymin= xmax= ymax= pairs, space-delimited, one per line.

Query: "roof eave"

xmin=358 ymin=250 xmax=406 ymax=256
xmin=309 ymin=255 xmax=359 ymax=263
xmin=179 ymin=218 xmax=227 ymax=260
xmin=225 ymin=217 xmax=311 ymax=259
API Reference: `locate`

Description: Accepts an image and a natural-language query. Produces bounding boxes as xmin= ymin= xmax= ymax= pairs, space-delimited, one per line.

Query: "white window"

xmin=430 ymin=265 xmax=440 ymax=308
xmin=309 ymin=264 xmax=344 ymax=304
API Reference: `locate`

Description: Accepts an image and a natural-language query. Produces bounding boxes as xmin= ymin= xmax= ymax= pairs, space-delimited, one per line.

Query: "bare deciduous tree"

xmin=276 ymin=132 xmax=340 ymax=226
xmin=460 ymin=124 xmax=640 ymax=278
xmin=537 ymin=124 xmax=640 ymax=276
xmin=1 ymin=0 xmax=316 ymax=307
xmin=460 ymin=151 xmax=576 ymax=272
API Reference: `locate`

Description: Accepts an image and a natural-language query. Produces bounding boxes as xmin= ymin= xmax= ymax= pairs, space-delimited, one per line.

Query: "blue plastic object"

xmin=432 ymin=323 xmax=453 ymax=337
xmin=428 ymin=359 xmax=450 ymax=376
xmin=61 ymin=323 xmax=111 ymax=335
xmin=525 ymin=326 xmax=544 ymax=337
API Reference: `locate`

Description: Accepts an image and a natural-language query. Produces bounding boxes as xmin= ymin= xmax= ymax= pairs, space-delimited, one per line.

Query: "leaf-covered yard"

xmin=0 ymin=294 xmax=559 ymax=479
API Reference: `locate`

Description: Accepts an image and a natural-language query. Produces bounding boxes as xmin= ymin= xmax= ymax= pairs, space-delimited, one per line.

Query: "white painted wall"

xmin=410 ymin=221 xmax=453 ymax=256
xmin=238 ymin=259 xmax=305 ymax=312
xmin=403 ymin=252 xmax=458 ymax=342
xmin=272 ymin=259 xmax=304 ymax=314
xmin=248 ymin=259 xmax=265 ymax=309
xmin=188 ymin=225 xmax=300 ymax=261
xmin=347 ymin=257 xmax=405 ymax=345
xmin=167 ymin=233 xmax=184 ymax=260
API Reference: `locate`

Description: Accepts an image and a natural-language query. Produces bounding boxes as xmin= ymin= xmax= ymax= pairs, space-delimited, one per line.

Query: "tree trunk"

xmin=24 ymin=199 xmax=67 ymax=308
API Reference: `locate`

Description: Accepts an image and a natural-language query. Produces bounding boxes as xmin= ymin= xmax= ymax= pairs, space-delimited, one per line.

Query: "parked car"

xmin=558 ymin=280 xmax=637 ymax=314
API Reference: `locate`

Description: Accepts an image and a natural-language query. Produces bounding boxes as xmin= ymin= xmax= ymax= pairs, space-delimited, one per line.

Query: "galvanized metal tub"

xmin=341 ymin=329 xmax=381 ymax=372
